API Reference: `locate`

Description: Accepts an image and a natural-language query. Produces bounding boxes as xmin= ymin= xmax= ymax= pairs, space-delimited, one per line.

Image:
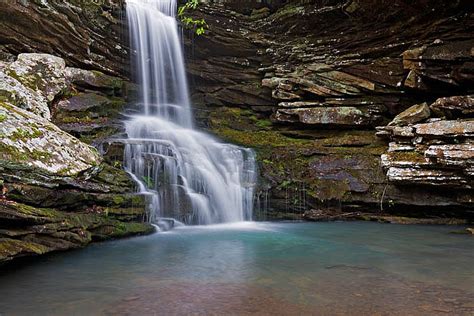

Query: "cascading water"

xmin=124 ymin=0 xmax=257 ymax=225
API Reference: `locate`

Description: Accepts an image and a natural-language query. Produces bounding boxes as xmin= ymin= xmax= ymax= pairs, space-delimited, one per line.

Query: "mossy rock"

xmin=0 ymin=200 xmax=154 ymax=263
xmin=0 ymin=238 xmax=50 ymax=262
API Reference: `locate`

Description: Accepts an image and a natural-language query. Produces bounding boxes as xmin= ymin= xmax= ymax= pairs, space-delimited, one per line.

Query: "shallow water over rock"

xmin=0 ymin=222 xmax=472 ymax=315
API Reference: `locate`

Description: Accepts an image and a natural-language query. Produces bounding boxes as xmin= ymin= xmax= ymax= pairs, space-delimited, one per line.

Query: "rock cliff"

xmin=185 ymin=0 xmax=474 ymax=220
xmin=0 ymin=0 xmax=127 ymax=76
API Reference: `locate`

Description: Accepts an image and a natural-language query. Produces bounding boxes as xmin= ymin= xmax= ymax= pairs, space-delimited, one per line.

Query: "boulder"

xmin=6 ymin=54 xmax=68 ymax=103
xmin=388 ymin=102 xmax=430 ymax=127
xmin=0 ymin=70 xmax=50 ymax=119
xmin=0 ymin=101 xmax=102 ymax=176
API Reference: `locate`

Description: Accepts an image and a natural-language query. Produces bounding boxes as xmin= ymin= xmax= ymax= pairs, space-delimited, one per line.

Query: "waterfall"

xmin=124 ymin=0 xmax=257 ymax=225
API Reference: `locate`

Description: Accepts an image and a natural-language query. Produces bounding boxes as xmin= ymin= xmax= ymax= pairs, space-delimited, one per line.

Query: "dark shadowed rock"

xmin=0 ymin=0 xmax=128 ymax=76
xmin=430 ymin=95 xmax=474 ymax=118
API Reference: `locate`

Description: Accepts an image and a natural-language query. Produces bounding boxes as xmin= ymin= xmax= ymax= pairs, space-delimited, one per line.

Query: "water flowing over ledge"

xmin=124 ymin=0 xmax=257 ymax=225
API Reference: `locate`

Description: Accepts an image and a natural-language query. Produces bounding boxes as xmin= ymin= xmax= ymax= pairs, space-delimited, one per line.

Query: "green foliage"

xmin=178 ymin=0 xmax=208 ymax=35
xmin=141 ymin=176 xmax=154 ymax=189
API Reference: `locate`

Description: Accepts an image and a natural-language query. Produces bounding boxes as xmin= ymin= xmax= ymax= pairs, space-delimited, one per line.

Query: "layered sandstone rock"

xmin=186 ymin=0 xmax=474 ymax=218
xmin=377 ymin=98 xmax=473 ymax=190
xmin=0 ymin=0 xmax=127 ymax=76
xmin=0 ymin=53 xmax=152 ymax=263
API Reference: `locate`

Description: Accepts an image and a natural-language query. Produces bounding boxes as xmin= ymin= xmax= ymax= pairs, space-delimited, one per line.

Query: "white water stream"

xmin=124 ymin=0 xmax=257 ymax=225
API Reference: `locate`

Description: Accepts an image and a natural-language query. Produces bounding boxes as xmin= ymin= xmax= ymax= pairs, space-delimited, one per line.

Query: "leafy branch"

xmin=178 ymin=0 xmax=208 ymax=35
xmin=141 ymin=176 xmax=154 ymax=189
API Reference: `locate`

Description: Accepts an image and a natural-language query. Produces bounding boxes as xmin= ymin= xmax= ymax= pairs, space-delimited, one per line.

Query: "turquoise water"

xmin=0 ymin=222 xmax=473 ymax=315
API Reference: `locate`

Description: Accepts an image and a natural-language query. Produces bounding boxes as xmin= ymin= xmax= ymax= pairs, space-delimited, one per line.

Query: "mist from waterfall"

xmin=124 ymin=0 xmax=257 ymax=225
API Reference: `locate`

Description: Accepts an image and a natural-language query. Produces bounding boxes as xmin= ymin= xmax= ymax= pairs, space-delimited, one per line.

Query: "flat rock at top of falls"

xmin=0 ymin=101 xmax=102 ymax=176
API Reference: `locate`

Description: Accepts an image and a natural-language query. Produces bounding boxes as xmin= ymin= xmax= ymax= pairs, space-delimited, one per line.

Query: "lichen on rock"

xmin=0 ymin=68 xmax=51 ymax=119
xmin=0 ymin=101 xmax=101 ymax=176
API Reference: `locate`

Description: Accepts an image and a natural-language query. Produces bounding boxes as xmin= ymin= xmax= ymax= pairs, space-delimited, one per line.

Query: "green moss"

xmin=272 ymin=4 xmax=305 ymax=20
xmin=205 ymin=106 xmax=390 ymax=209
xmin=255 ymin=119 xmax=273 ymax=128
xmin=388 ymin=151 xmax=427 ymax=163
xmin=0 ymin=201 xmax=153 ymax=262
xmin=0 ymin=113 xmax=7 ymax=122
xmin=77 ymin=126 xmax=120 ymax=145
xmin=90 ymin=221 xmax=155 ymax=241
xmin=29 ymin=149 xmax=52 ymax=161
xmin=0 ymin=238 xmax=50 ymax=261
xmin=112 ymin=195 xmax=126 ymax=205
xmin=0 ymin=143 xmax=29 ymax=161
xmin=5 ymin=69 xmax=20 ymax=82
xmin=59 ymin=116 xmax=93 ymax=124
xmin=307 ymin=178 xmax=352 ymax=201
xmin=215 ymin=128 xmax=310 ymax=148
xmin=91 ymin=71 xmax=124 ymax=90
xmin=10 ymin=127 xmax=43 ymax=141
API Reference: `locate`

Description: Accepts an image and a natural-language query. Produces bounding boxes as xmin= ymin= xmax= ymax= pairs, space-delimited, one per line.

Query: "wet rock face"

xmin=186 ymin=0 xmax=474 ymax=218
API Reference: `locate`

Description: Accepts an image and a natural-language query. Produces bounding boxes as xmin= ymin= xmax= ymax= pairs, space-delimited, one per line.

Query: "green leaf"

xmin=141 ymin=176 xmax=154 ymax=189
xmin=178 ymin=0 xmax=209 ymax=36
